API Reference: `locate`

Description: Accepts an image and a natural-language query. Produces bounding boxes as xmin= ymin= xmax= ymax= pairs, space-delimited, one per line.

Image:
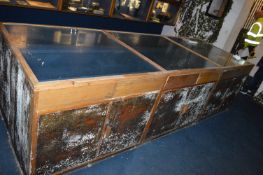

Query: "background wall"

xmin=162 ymin=0 xmax=233 ymax=43
xmin=213 ymin=0 xmax=254 ymax=52
xmin=0 ymin=5 xmax=163 ymax=34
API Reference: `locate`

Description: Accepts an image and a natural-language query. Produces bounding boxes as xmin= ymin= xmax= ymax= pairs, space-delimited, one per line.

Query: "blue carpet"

xmin=1 ymin=94 xmax=263 ymax=175
xmin=0 ymin=117 xmax=21 ymax=175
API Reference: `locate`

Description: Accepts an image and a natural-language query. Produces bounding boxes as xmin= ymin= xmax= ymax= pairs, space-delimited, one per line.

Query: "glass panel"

xmin=169 ymin=37 xmax=231 ymax=66
xmin=62 ymin=0 xmax=111 ymax=16
xmin=111 ymin=32 xmax=217 ymax=70
xmin=114 ymin=0 xmax=151 ymax=21
xmin=0 ymin=0 xmax=57 ymax=9
xmin=148 ymin=0 xmax=181 ymax=25
xmin=5 ymin=24 xmax=158 ymax=82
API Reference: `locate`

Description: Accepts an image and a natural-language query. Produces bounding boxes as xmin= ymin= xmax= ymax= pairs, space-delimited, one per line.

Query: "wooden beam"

xmin=109 ymin=0 xmax=116 ymax=17
xmin=29 ymin=91 xmax=39 ymax=175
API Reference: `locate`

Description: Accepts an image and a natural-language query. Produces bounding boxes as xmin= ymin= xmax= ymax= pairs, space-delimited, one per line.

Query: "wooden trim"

xmin=36 ymin=73 xmax=168 ymax=115
xmin=57 ymin=0 xmax=63 ymax=11
xmin=163 ymin=36 xmax=221 ymax=67
xmin=196 ymin=69 xmax=221 ymax=84
xmin=109 ymin=0 xmax=116 ymax=17
xmin=34 ymin=67 xmax=223 ymax=91
xmin=35 ymin=71 xmax=166 ymax=90
xmin=95 ymin=101 xmax=113 ymax=157
xmin=1 ymin=25 xmax=39 ymax=87
xmin=146 ymin=0 xmax=155 ymax=22
xmin=224 ymin=54 xmax=234 ymax=66
xmin=102 ymin=31 xmax=166 ymax=71
xmin=35 ymin=68 xmax=225 ymax=114
xmin=164 ymin=67 xmax=222 ymax=77
xmin=2 ymin=22 xmax=103 ymax=32
xmin=29 ymin=91 xmax=39 ymax=175
xmin=139 ymin=71 xmax=169 ymax=142
xmin=163 ymin=73 xmax=199 ymax=91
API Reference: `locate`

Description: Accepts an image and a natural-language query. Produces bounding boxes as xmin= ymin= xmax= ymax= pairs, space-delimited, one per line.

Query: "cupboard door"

xmin=99 ymin=91 xmax=158 ymax=156
xmin=36 ymin=103 xmax=108 ymax=174
xmin=147 ymin=83 xmax=214 ymax=139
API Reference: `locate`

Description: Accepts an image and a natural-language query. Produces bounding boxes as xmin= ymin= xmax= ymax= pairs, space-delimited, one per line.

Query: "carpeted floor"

xmin=1 ymin=94 xmax=263 ymax=175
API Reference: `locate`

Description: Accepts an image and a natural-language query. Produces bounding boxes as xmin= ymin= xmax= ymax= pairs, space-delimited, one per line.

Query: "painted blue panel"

xmin=112 ymin=32 xmax=217 ymax=70
xmin=5 ymin=24 xmax=158 ymax=81
xmin=0 ymin=5 xmax=163 ymax=34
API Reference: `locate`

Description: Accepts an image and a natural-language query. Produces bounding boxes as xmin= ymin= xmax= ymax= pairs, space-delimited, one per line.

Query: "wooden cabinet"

xmin=0 ymin=23 xmax=253 ymax=174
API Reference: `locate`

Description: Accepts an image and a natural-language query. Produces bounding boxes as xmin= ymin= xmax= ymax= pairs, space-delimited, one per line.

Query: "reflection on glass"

xmin=168 ymin=37 xmax=232 ymax=66
xmin=149 ymin=0 xmax=180 ymax=25
xmin=5 ymin=24 xmax=158 ymax=82
xmin=0 ymin=0 xmax=57 ymax=9
xmin=62 ymin=0 xmax=111 ymax=16
xmin=111 ymin=32 xmax=216 ymax=70
xmin=114 ymin=0 xmax=151 ymax=21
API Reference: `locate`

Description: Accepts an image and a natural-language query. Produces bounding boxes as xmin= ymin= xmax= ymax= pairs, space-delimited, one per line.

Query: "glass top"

xmin=4 ymin=24 xmax=158 ymax=82
xmin=168 ymin=37 xmax=231 ymax=66
xmin=111 ymin=32 xmax=216 ymax=70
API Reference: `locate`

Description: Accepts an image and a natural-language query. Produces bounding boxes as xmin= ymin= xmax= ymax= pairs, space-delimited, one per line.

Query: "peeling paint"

xmin=0 ymin=35 xmax=32 ymax=175
xmin=203 ymin=77 xmax=243 ymax=116
xmin=36 ymin=103 xmax=108 ymax=174
xmin=147 ymin=83 xmax=214 ymax=139
xmin=163 ymin=92 xmax=176 ymax=103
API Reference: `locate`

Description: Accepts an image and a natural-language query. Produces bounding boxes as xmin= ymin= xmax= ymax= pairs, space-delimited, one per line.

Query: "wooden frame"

xmin=0 ymin=22 xmax=254 ymax=175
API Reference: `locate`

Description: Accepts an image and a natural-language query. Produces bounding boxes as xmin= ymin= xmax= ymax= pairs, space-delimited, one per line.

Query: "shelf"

xmin=0 ymin=0 xmax=181 ymax=26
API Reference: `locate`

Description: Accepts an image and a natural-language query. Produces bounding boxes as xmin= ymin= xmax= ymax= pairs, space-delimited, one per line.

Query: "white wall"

xmin=161 ymin=0 xmax=255 ymax=50
xmin=161 ymin=25 xmax=176 ymax=36
xmin=213 ymin=0 xmax=254 ymax=51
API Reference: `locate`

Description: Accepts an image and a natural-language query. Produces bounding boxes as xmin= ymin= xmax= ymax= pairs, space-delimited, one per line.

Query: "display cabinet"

xmin=0 ymin=0 xmax=182 ymax=25
xmin=0 ymin=23 xmax=253 ymax=175
xmin=0 ymin=0 xmax=57 ymax=9
xmin=147 ymin=0 xmax=181 ymax=25
xmin=61 ymin=0 xmax=112 ymax=16
xmin=113 ymin=0 xmax=152 ymax=21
